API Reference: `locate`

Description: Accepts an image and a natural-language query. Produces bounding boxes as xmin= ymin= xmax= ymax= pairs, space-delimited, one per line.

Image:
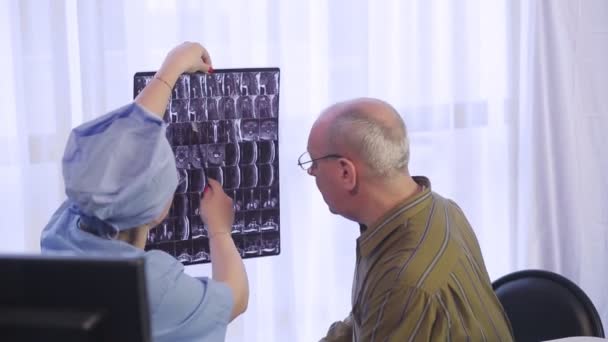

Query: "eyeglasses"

xmin=297 ymin=151 xmax=343 ymax=171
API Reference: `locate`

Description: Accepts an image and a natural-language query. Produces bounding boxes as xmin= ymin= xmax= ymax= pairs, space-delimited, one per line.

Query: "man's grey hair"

xmin=328 ymin=107 xmax=410 ymax=177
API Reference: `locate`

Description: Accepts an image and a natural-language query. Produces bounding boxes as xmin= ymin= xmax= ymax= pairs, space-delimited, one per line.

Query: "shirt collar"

xmin=41 ymin=200 xmax=144 ymax=257
xmin=357 ymin=176 xmax=433 ymax=258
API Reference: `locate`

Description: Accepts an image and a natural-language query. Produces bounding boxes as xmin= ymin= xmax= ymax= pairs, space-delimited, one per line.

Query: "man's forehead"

xmin=307 ymin=123 xmax=323 ymax=151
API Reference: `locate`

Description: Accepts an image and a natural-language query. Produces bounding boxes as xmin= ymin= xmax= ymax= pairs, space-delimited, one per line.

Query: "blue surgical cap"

xmin=62 ymin=103 xmax=178 ymax=237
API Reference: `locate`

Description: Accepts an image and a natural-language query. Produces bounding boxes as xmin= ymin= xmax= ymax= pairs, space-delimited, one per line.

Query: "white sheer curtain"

xmin=1 ymin=0 xmax=606 ymax=339
xmin=512 ymin=0 xmax=608 ymax=332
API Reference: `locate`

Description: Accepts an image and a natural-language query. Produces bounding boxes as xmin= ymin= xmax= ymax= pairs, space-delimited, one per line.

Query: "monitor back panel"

xmin=0 ymin=255 xmax=151 ymax=342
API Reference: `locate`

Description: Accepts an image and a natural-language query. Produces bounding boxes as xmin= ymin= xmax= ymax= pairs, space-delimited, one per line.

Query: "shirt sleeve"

xmin=146 ymin=251 xmax=234 ymax=341
xmin=357 ymin=286 xmax=448 ymax=342
xmin=320 ymin=314 xmax=353 ymax=342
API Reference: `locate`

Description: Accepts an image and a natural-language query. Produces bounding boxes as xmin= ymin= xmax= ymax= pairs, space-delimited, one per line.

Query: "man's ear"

xmin=338 ymin=158 xmax=357 ymax=191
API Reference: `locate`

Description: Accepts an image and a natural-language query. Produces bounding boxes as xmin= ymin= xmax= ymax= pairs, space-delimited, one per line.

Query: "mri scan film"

xmin=134 ymin=68 xmax=281 ymax=265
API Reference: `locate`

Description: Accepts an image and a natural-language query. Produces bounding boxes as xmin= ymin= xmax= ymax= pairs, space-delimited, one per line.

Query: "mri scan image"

xmin=240 ymin=72 xmax=259 ymax=95
xmin=191 ymin=122 xmax=207 ymax=144
xmin=172 ymin=99 xmax=189 ymax=123
xmin=240 ymin=235 xmax=262 ymax=257
xmin=206 ymin=144 xmax=225 ymax=166
xmin=237 ymin=96 xmax=254 ymax=118
xmin=261 ymin=210 xmax=279 ymax=232
xmin=258 ymin=141 xmax=276 ymax=164
xmin=243 ymin=211 xmax=261 ymax=234
xmin=262 ymin=185 xmax=279 ymax=209
xmin=272 ymin=94 xmax=279 ymax=117
xmin=259 ymin=164 xmax=275 ymax=187
xmin=190 ymin=215 xmax=207 ymax=239
xmin=241 ymin=119 xmax=259 ymax=141
xmin=176 ymin=240 xmax=193 ymax=263
xmin=156 ymin=241 xmax=175 ymax=257
xmin=175 ymin=146 xmax=190 ymax=169
xmin=260 ymin=119 xmax=278 ymax=140
xmin=224 ymin=120 xmax=242 ymax=143
xmin=136 ymin=68 xmax=281 ymax=265
xmin=255 ymin=92 xmax=271 ymax=118
xmin=190 ymin=144 xmax=206 ymax=169
xmin=188 ymin=169 xmax=206 ymax=193
xmin=244 ymin=188 xmax=261 ymax=211
xmin=172 ymin=75 xmax=190 ymax=100
xmin=172 ymin=194 xmax=189 ymax=218
xmin=134 ymin=76 xmax=152 ymax=97
xmin=188 ymin=193 xmax=201 ymax=217
xmin=223 ymin=73 xmax=238 ymax=96
xmin=224 ymin=143 xmax=240 ymax=166
xmin=223 ymin=166 xmax=241 ymax=189
xmin=260 ymin=233 xmax=280 ymax=255
xmin=230 ymin=189 xmax=245 ymax=211
xmin=192 ymin=239 xmax=210 ymax=263
xmin=190 ymin=74 xmax=205 ymax=98
xmin=189 ymin=98 xmax=207 ymax=122
xmin=176 ymin=169 xmax=189 ymax=194
xmin=174 ymin=216 xmax=190 ymax=241
xmin=239 ymin=142 xmax=257 ymax=164
xmin=207 ymin=98 xmax=220 ymax=120
xmin=168 ymin=123 xmax=192 ymax=146
xmin=206 ymin=166 xmax=224 ymax=186
xmin=157 ymin=219 xmax=174 ymax=243
xmin=220 ymin=97 xmax=236 ymax=119
xmin=205 ymin=74 xmax=221 ymax=97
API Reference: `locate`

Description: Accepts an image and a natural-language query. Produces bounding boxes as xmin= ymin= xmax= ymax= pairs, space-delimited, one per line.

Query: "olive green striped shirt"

xmin=322 ymin=176 xmax=513 ymax=342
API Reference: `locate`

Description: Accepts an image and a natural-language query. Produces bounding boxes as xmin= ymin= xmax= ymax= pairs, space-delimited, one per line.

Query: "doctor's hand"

xmin=157 ymin=42 xmax=213 ymax=81
xmin=199 ymin=178 xmax=235 ymax=237
xmin=136 ymin=42 xmax=212 ymax=118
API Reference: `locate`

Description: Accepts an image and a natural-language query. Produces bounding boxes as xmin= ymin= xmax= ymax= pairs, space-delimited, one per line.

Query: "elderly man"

xmin=299 ymin=98 xmax=513 ymax=341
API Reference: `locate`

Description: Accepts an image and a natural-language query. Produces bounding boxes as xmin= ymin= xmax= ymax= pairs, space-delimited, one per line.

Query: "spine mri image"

xmin=134 ymin=68 xmax=281 ymax=265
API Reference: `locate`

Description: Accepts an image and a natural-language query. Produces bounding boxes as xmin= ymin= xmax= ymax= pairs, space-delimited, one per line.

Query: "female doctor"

xmin=41 ymin=42 xmax=248 ymax=342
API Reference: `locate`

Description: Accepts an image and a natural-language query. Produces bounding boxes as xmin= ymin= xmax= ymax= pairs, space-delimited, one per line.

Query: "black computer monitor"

xmin=0 ymin=254 xmax=151 ymax=342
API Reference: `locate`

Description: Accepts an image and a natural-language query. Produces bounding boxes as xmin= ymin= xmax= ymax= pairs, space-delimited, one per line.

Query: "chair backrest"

xmin=493 ymin=269 xmax=605 ymax=342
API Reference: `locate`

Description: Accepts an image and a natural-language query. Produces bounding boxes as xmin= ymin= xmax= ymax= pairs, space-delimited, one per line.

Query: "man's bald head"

xmin=317 ymin=97 xmax=410 ymax=178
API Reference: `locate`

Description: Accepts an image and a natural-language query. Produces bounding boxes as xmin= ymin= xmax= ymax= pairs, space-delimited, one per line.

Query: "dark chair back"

xmin=493 ymin=269 xmax=604 ymax=342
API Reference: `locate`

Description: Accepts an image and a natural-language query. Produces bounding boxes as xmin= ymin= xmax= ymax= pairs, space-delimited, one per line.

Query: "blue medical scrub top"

xmin=41 ymin=201 xmax=234 ymax=342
